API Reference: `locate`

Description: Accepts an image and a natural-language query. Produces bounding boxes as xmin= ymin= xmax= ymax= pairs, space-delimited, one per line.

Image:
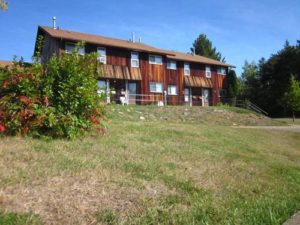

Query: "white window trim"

xmin=205 ymin=66 xmax=211 ymax=78
xmin=168 ymin=85 xmax=178 ymax=95
xmin=131 ymin=51 xmax=139 ymax=68
xmin=149 ymin=82 xmax=163 ymax=93
xmin=167 ymin=60 xmax=177 ymax=70
xmin=97 ymin=47 xmax=106 ymax=64
xmin=149 ymin=55 xmax=163 ymax=65
xmin=184 ymin=62 xmax=190 ymax=76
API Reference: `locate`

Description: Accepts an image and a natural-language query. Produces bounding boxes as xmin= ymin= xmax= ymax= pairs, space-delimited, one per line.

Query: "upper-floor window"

xmin=149 ymin=82 xmax=163 ymax=93
xmin=149 ymin=55 xmax=162 ymax=65
xmin=97 ymin=47 xmax=106 ymax=64
xmin=65 ymin=42 xmax=85 ymax=55
xmin=205 ymin=66 xmax=211 ymax=78
xmin=217 ymin=67 xmax=226 ymax=75
xmin=168 ymin=85 xmax=177 ymax=95
xmin=184 ymin=63 xmax=190 ymax=76
xmin=167 ymin=60 xmax=177 ymax=70
xmin=131 ymin=52 xmax=139 ymax=67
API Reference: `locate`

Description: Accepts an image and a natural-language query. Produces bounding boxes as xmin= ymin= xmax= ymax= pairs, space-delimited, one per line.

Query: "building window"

xmin=65 ymin=43 xmax=75 ymax=54
xmin=217 ymin=67 xmax=226 ymax=75
xmin=65 ymin=42 xmax=85 ymax=55
xmin=97 ymin=47 xmax=106 ymax=64
xmin=167 ymin=60 xmax=177 ymax=70
xmin=205 ymin=66 xmax=211 ymax=78
xmin=97 ymin=80 xmax=108 ymax=95
xmin=168 ymin=85 xmax=177 ymax=95
xmin=149 ymin=82 xmax=163 ymax=93
xmin=131 ymin=52 xmax=139 ymax=67
xmin=149 ymin=55 xmax=163 ymax=65
xmin=184 ymin=63 xmax=190 ymax=76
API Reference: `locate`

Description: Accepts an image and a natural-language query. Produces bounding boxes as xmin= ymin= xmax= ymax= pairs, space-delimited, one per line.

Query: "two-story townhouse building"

xmin=34 ymin=26 xmax=233 ymax=106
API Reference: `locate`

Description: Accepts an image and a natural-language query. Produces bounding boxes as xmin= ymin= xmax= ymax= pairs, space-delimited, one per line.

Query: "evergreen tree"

xmin=239 ymin=40 xmax=300 ymax=116
xmin=191 ymin=34 xmax=225 ymax=62
xmin=226 ymin=70 xmax=239 ymax=98
xmin=225 ymin=70 xmax=239 ymax=105
xmin=282 ymin=75 xmax=300 ymax=122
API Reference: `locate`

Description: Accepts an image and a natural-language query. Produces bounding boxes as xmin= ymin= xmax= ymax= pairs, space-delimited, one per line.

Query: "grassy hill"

xmin=108 ymin=105 xmax=281 ymax=126
xmin=0 ymin=105 xmax=299 ymax=225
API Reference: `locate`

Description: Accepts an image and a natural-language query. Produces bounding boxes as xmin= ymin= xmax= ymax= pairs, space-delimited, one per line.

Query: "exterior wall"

xmin=41 ymin=36 xmax=227 ymax=106
xmin=40 ymin=34 xmax=61 ymax=63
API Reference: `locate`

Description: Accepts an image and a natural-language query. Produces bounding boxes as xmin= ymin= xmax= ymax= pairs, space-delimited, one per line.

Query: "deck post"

xmin=164 ymin=90 xmax=167 ymax=106
xmin=189 ymin=87 xmax=192 ymax=107
xmin=125 ymin=80 xmax=129 ymax=105
xmin=106 ymin=79 xmax=110 ymax=103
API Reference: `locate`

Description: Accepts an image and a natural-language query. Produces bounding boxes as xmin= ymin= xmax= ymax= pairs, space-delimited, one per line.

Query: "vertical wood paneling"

xmin=48 ymin=35 xmax=227 ymax=105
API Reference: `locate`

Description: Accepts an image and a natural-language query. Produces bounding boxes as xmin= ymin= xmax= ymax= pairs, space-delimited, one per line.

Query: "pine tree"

xmin=282 ymin=75 xmax=300 ymax=122
xmin=191 ymin=34 xmax=225 ymax=62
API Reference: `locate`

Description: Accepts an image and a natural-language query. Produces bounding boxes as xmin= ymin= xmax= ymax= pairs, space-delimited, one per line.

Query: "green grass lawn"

xmin=0 ymin=105 xmax=300 ymax=225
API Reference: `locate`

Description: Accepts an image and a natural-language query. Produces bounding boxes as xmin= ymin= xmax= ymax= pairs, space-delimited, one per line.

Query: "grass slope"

xmin=0 ymin=105 xmax=299 ymax=225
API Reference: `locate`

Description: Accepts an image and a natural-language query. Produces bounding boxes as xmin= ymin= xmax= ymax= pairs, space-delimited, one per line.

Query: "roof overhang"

xmin=98 ymin=65 xmax=142 ymax=81
xmin=184 ymin=76 xmax=213 ymax=88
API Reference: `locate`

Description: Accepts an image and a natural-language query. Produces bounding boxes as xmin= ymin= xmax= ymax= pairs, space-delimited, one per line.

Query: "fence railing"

xmin=221 ymin=98 xmax=268 ymax=116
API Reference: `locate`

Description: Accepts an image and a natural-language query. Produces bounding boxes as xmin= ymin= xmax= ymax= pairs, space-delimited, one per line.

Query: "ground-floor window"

xmin=168 ymin=85 xmax=177 ymax=95
xmin=150 ymin=82 xmax=163 ymax=93
xmin=97 ymin=80 xmax=107 ymax=90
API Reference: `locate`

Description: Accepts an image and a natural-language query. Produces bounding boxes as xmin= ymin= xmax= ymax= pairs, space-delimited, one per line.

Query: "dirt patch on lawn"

xmin=0 ymin=170 xmax=174 ymax=225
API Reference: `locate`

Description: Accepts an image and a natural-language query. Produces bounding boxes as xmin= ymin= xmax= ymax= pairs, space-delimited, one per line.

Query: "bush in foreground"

xmin=0 ymin=47 xmax=104 ymax=138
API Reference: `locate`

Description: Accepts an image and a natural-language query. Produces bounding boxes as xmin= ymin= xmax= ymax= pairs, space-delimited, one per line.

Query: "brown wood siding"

xmin=107 ymin=47 xmax=129 ymax=66
xmin=41 ymin=36 xmax=228 ymax=106
xmin=41 ymin=34 xmax=60 ymax=63
xmin=211 ymin=66 xmax=226 ymax=105
xmin=190 ymin=63 xmax=206 ymax=77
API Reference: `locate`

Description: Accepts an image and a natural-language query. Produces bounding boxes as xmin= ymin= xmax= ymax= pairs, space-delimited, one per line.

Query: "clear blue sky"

xmin=0 ymin=0 xmax=299 ymax=75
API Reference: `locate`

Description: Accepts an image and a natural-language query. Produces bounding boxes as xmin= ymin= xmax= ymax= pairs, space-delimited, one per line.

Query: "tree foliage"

xmin=240 ymin=40 xmax=300 ymax=116
xmin=191 ymin=34 xmax=225 ymax=62
xmin=0 ymin=43 xmax=105 ymax=138
xmin=0 ymin=0 xmax=8 ymax=11
xmin=281 ymin=75 xmax=300 ymax=121
xmin=225 ymin=70 xmax=239 ymax=98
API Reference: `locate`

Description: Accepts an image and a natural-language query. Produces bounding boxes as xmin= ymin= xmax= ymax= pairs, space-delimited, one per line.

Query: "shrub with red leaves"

xmin=0 ymin=124 xmax=5 ymax=133
xmin=0 ymin=48 xmax=105 ymax=138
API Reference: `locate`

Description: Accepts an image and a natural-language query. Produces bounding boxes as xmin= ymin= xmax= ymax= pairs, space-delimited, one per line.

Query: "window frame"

xmin=131 ymin=51 xmax=139 ymax=68
xmin=167 ymin=85 xmax=178 ymax=95
xmin=149 ymin=82 xmax=163 ymax=93
xmin=65 ymin=42 xmax=76 ymax=54
xmin=184 ymin=62 xmax=190 ymax=76
xmin=167 ymin=60 xmax=177 ymax=70
xmin=97 ymin=47 xmax=107 ymax=64
xmin=149 ymin=55 xmax=163 ymax=65
xmin=217 ymin=67 xmax=226 ymax=75
xmin=65 ymin=42 xmax=85 ymax=55
xmin=205 ymin=65 xmax=211 ymax=78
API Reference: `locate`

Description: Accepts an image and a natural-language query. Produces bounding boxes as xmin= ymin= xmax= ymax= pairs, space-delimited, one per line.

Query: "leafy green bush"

xmin=0 ymin=45 xmax=105 ymax=138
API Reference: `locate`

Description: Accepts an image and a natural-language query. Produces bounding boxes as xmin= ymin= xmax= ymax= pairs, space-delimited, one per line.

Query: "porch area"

xmin=184 ymin=76 xmax=213 ymax=106
xmin=97 ymin=64 xmax=142 ymax=104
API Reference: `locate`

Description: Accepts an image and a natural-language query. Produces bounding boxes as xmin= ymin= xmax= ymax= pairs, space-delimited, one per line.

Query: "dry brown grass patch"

xmin=0 ymin=170 xmax=174 ymax=225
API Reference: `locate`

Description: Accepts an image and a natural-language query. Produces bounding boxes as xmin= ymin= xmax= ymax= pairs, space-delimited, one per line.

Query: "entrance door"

xmin=128 ymin=82 xmax=137 ymax=104
xmin=202 ymin=89 xmax=210 ymax=106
